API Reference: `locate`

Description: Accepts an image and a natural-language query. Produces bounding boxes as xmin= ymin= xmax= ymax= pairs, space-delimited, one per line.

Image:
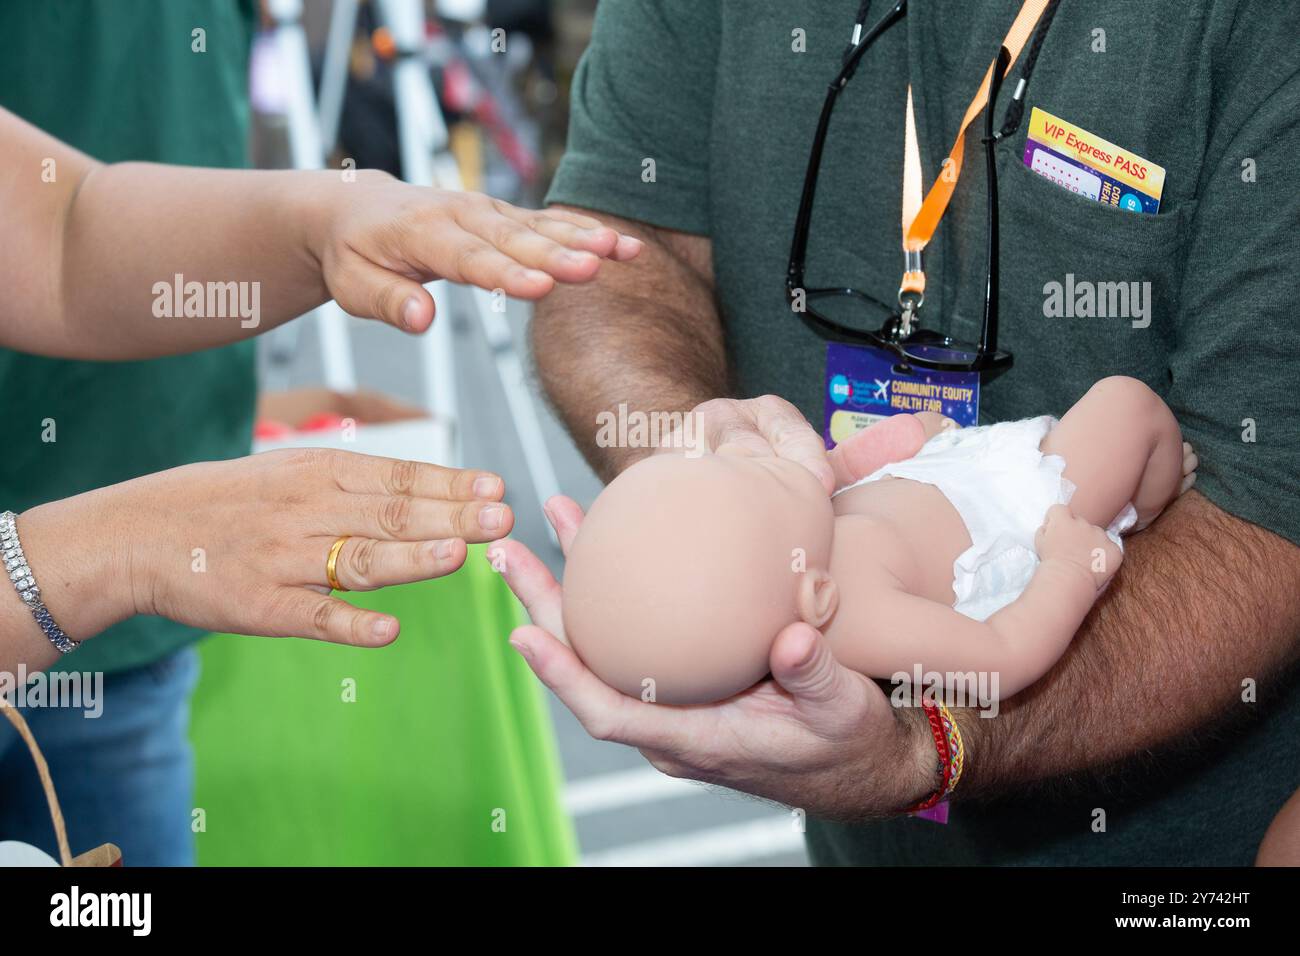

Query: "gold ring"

xmin=326 ymin=536 xmax=350 ymax=592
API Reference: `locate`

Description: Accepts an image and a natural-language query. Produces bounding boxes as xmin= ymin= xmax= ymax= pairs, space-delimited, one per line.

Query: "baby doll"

xmin=561 ymin=376 xmax=1197 ymax=705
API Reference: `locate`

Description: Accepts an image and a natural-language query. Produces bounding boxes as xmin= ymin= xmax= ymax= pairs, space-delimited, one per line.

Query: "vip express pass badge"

xmin=825 ymin=343 xmax=979 ymax=447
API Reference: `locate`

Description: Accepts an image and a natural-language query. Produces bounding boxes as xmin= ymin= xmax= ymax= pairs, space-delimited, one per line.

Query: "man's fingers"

xmin=508 ymin=625 xmax=686 ymax=751
xmin=695 ymin=395 xmax=834 ymax=492
xmin=702 ymin=397 xmax=834 ymax=492
xmin=769 ymin=622 xmax=867 ymax=729
xmin=489 ymin=539 xmax=566 ymax=638
xmin=328 ymin=537 xmax=467 ymax=591
xmin=332 ymin=256 xmax=436 ymax=333
xmin=694 ymin=397 xmax=759 ymax=454
xmin=271 ymin=588 xmax=399 ymax=647
xmin=329 ymin=453 xmax=504 ymax=502
xmin=710 ymin=429 xmax=779 ymax=460
xmin=542 ymin=494 xmax=585 ymax=556
xmin=751 ymin=396 xmax=836 ymax=494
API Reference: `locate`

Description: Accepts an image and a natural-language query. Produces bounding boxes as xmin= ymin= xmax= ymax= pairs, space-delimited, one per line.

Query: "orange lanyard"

xmin=898 ymin=0 xmax=1050 ymax=313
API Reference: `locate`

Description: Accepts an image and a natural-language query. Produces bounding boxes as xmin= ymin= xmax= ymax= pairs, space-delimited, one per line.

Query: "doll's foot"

xmin=1179 ymin=441 xmax=1198 ymax=496
xmin=914 ymin=411 xmax=959 ymax=441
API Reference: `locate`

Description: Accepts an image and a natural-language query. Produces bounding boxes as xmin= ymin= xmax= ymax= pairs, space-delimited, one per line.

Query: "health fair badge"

xmin=824 ymin=343 xmax=979 ymax=448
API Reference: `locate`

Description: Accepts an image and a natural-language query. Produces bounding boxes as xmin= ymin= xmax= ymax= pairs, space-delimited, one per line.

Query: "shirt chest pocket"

xmin=990 ymin=148 xmax=1194 ymax=408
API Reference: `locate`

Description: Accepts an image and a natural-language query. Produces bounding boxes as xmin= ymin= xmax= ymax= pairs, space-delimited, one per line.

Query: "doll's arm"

xmin=828 ymin=413 xmax=954 ymax=489
xmin=846 ymin=507 xmax=1120 ymax=699
xmin=855 ymin=560 xmax=1101 ymax=699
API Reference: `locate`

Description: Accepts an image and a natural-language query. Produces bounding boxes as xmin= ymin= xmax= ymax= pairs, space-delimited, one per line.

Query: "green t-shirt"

xmin=0 ymin=1 xmax=258 ymax=675
xmin=548 ymin=0 xmax=1300 ymax=865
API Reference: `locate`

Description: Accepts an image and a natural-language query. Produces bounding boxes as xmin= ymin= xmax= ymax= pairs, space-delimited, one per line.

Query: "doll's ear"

xmin=796 ymin=569 xmax=839 ymax=629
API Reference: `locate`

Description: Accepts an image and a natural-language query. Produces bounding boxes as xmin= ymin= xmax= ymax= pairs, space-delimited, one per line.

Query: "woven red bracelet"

xmin=904 ymin=697 xmax=953 ymax=814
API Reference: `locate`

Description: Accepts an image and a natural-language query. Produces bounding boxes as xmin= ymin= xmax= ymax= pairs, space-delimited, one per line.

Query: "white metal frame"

xmin=265 ymin=0 xmax=563 ymax=534
xmin=265 ymin=0 xmax=358 ymax=394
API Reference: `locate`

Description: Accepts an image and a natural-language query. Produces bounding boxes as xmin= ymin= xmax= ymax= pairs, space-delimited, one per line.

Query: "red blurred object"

xmin=438 ymin=37 xmax=538 ymax=183
xmin=255 ymin=388 xmax=428 ymax=439
xmin=253 ymin=412 xmax=350 ymax=439
xmin=298 ymin=413 xmax=351 ymax=432
xmin=253 ymin=419 xmax=295 ymax=440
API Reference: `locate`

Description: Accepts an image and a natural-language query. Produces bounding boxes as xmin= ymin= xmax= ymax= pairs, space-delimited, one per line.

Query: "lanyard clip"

xmin=899 ymin=298 xmax=918 ymax=337
xmin=899 ymin=248 xmax=925 ymax=335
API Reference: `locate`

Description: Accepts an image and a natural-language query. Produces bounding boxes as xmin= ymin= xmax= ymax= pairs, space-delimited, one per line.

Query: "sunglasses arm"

xmin=787 ymin=0 xmax=908 ymax=303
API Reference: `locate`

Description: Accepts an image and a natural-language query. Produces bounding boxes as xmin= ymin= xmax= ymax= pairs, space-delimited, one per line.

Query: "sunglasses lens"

xmin=799 ymin=293 xmax=1008 ymax=372
xmin=805 ymin=291 xmax=884 ymax=334
xmin=901 ymin=340 xmax=981 ymax=366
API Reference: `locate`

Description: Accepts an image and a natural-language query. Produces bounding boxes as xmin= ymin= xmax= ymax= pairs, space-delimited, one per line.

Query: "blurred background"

xmin=235 ymin=0 xmax=808 ymax=866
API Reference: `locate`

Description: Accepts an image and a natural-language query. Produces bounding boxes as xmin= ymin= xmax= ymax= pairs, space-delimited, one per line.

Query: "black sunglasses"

xmin=785 ymin=0 xmax=1059 ymax=377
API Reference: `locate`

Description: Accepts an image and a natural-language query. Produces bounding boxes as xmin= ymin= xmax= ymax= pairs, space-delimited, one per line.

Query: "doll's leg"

xmin=1040 ymin=376 xmax=1190 ymax=531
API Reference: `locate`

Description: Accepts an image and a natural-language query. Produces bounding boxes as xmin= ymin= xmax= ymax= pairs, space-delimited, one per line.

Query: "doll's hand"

xmin=1035 ymin=504 xmax=1123 ymax=589
xmin=314 ymin=171 xmax=642 ymax=332
xmin=488 ymin=496 xmax=941 ymax=819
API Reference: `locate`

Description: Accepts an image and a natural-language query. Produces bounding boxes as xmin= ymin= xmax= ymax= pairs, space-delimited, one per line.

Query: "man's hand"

xmin=667 ymin=395 xmax=837 ymax=494
xmin=667 ymin=400 xmax=956 ymax=497
xmin=489 ymin=495 xmax=938 ymax=819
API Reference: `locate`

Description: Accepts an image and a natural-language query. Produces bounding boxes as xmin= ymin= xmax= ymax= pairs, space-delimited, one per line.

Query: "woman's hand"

xmin=17 ymin=449 xmax=513 ymax=649
xmin=3 ymin=108 xmax=642 ymax=359
xmin=313 ymin=172 xmax=643 ymax=333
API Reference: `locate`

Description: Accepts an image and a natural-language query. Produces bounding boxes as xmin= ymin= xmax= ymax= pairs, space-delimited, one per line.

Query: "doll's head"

xmin=561 ymin=448 xmax=838 ymax=705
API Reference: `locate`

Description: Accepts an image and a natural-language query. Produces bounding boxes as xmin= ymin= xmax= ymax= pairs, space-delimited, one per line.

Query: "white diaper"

xmin=835 ymin=415 xmax=1137 ymax=622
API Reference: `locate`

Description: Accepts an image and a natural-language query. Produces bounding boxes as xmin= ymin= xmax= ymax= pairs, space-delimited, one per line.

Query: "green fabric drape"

xmin=190 ymin=545 xmax=576 ymax=866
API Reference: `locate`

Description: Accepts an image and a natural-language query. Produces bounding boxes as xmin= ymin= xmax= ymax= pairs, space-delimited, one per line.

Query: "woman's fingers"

xmin=325 ymin=182 xmax=645 ymax=329
xmin=449 ymin=198 xmax=644 ymax=290
xmin=517 ymin=205 xmax=644 ymax=261
xmin=328 ymin=537 xmax=468 ymax=591
xmin=271 ymin=588 xmax=400 ymax=647
xmin=492 ymin=201 xmax=644 ymax=265
xmin=331 ymin=255 xmax=438 ymax=333
xmin=429 ymin=233 xmax=557 ymax=299
xmin=461 ymin=204 xmax=606 ymax=284
xmin=517 ymin=205 xmax=605 ymax=230
xmin=329 ymin=452 xmax=504 ymax=503
xmin=345 ymin=493 xmax=513 ymax=543
xmin=491 ymin=200 xmax=644 ymax=265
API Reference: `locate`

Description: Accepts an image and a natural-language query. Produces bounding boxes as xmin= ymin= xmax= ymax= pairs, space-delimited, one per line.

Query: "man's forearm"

xmin=531 ymin=206 xmax=726 ymax=482
xmin=952 ymin=490 xmax=1300 ymax=797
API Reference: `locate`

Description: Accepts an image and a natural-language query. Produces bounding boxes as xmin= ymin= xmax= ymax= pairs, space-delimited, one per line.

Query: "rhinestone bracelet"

xmin=1 ymin=511 xmax=80 ymax=655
